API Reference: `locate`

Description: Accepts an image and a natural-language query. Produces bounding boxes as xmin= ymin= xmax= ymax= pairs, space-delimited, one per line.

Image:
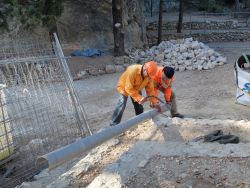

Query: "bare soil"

xmin=23 ymin=41 xmax=250 ymax=188
xmin=67 ymin=41 xmax=250 ymax=188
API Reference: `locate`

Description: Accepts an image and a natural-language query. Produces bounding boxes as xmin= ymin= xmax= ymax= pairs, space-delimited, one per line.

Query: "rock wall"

xmin=147 ymin=20 xmax=240 ymax=31
xmin=57 ymin=0 xmax=147 ymax=51
xmin=147 ymin=20 xmax=250 ymax=45
xmin=148 ymin=31 xmax=250 ymax=46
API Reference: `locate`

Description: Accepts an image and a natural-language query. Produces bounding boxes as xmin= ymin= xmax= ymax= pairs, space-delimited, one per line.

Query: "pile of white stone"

xmin=129 ymin=38 xmax=227 ymax=71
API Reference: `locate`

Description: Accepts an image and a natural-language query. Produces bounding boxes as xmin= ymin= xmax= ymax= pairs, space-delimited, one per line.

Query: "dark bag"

xmin=203 ymin=130 xmax=239 ymax=144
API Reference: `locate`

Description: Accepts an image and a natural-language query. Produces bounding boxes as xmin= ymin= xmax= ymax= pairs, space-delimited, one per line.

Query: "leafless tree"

xmin=157 ymin=0 xmax=163 ymax=45
xmin=235 ymin=0 xmax=240 ymax=12
xmin=177 ymin=0 xmax=183 ymax=33
xmin=112 ymin=0 xmax=125 ymax=56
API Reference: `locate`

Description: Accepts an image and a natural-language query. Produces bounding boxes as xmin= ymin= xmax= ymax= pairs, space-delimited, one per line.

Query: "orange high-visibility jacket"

xmin=153 ymin=67 xmax=174 ymax=102
xmin=117 ymin=64 xmax=158 ymax=105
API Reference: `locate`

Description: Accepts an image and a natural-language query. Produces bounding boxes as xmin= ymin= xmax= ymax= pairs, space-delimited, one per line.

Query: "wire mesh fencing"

xmin=0 ymin=34 xmax=90 ymax=187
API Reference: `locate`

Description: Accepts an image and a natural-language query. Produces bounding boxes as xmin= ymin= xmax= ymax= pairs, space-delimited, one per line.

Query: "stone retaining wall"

xmin=147 ymin=20 xmax=250 ymax=45
xmin=148 ymin=31 xmax=250 ymax=46
xmin=147 ymin=20 xmax=240 ymax=31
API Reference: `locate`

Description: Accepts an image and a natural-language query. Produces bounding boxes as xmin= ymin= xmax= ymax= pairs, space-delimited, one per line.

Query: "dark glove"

xmin=166 ymin=101 xmax=172 ymax=106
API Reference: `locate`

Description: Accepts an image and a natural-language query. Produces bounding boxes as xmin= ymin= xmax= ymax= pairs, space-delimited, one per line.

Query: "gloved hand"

xmin=150 ymin=103 xmax=161 ymax=112
xmin=138 ymin=97 xmax=147 ymax=105
xmin=166 ymin=101 xmax=172 ymax=105
xmin=155 ymin=103 xmax=162 ymax=112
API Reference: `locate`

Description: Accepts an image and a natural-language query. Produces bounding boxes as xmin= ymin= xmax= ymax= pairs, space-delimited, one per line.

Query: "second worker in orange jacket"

xmin=153 ymin=66 xmax=184 ymax=118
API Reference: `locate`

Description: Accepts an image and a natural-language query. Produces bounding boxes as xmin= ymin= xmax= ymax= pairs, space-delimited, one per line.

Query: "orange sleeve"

xmin=164 ymin=87 xmax=172 ymax=102
xmin=164 ymin=77 xmax=174 ymax=102
xmin=124 ymin=70 xmax=143 ymax=102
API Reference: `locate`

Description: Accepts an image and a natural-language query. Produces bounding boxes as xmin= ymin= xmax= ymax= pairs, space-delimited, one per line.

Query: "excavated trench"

xmin=87 ymin=116 xmax=250 ymax=188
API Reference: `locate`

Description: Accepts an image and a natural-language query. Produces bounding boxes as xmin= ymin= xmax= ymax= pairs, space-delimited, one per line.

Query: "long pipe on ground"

xmin=37 ymin=103 xmax=170 ymax=170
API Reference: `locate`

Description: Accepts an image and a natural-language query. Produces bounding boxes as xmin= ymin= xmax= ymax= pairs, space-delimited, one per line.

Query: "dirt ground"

xmin=22 ymin=41 xmax=250 ymax=188
xmin=77 ymin=41 xmax=250 ymax=132
xmin=64 ymin=41 xmax=250 ymax=188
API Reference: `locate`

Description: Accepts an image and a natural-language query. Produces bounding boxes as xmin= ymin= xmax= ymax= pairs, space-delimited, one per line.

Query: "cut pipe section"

xmin=37 ymin=104 xmax=170 ymax=170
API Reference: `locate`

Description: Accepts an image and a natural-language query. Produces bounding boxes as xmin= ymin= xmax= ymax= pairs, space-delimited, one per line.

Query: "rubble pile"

xmin=129 ymin=38 xmax=227 ymax=71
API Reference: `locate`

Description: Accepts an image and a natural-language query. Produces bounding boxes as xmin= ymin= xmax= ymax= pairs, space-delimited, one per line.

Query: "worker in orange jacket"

xmin=110 ymin=61 xmax=160 ymax=126
xmin=153 ymin=66 xmax=184 ymax=118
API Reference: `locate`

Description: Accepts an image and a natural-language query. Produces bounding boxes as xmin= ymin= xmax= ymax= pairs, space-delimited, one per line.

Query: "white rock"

xmin=18 ymin=182 xmax=32 ymax=188
xmin=196 ymin=60 xmax=202 ymax=66
xmin=178 ymin=60 xmax=184 ymax=65
xmin=199 ymin=42 xmax=206 ymax=49
xmin=201 ymin=56 xmax=207 ymax=61
xmin=177 ymin=55 xmax=184 ymax=61
xmin=115 ymin=65 xmax=125 ymax=73
xmin=198 ymin=65 xmax=203 ymax=70
xmin=210 ymin=56 xmax=216 ymax=61
xmin=138 ymin=160 xmax=148 ymax=168
xmin=179 ymin=45 xmax=187 ymax=53
xmin=217 ymin=57 xmax=227 ymax=63
xmin=171 ymin=59 xmax=177 ymax=64
xmin=185 ymin=37 xmax=193 ymax=43
xmin=156 ymin=53 xmax=165 ymax=60
xmin=191 ymin=41 xmax=200 ymax=49
xmin=164 ymin=61 xmax=171 ymax=66
xmin=184 ymin=60 xmax=192 ymax=66
xmin=174 ymin=65 xmax=179 ymax=71
xmin=203 ymin=64 xmax=209 ymax=70
xmin=105 ymin=65 xmax=116 ymax=74
xmin=154 ymin=49 xmax=159 ymax=55
xmin=207 ymin=49 xmax=215 ymax=56
xmin=179 ymin=66 xmax=186 ymax=72
xmin=34 ymin=169 xmax=50 ymax=180
xmin=207 ymin=62 xmax=215 ymax=69
xmin=196 ymin=52 xmax=204 ymax=60
xmin=164 ymin=49 xmax=171 ymax=54
xmin=140 ymin=51 xmax=146 ymax=57
xmin=165 ymin=54 xmax=172 ymax=59
xmin=182 ymin=52 xmax=188 ymax=58
xmin=188 ymin=51 xmax=195 ymax=58
xmin=172 ymin=51 xmax=177 ymax=57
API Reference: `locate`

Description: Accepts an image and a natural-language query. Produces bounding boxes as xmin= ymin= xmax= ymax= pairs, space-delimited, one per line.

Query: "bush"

xmin=1 ymin=0 xmax=64 ymax=31
xmin=207 ymin=0 xmax=224 ymax=12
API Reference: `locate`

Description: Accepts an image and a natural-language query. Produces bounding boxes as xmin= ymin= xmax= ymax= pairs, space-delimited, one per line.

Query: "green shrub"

xmin=1 ymin=0 xmax=64 ymax=31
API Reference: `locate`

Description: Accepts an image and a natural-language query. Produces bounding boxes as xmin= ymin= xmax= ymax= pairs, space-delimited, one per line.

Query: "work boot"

xmin=171 ymin=113 xmax=184 ymax=119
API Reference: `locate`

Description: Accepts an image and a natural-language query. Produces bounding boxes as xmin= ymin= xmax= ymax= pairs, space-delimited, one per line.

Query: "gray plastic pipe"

xmin=37 ymin=103 xmax=170 ymax=170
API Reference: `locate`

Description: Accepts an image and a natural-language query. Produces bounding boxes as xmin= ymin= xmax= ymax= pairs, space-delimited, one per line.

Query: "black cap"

xmin=163 ymin=66 xmax=175 ymax=79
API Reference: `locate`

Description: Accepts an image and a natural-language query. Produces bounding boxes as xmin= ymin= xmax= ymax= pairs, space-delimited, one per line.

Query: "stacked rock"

xmin=129 ymin=38 xmax=227 ymax=71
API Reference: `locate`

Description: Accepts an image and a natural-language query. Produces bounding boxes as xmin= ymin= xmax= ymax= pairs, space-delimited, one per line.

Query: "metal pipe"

xmin=37 ymin=104 xmax=170 ymax=170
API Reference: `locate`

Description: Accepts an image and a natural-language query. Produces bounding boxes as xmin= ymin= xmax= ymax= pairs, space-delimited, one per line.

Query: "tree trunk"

xmin=112 ymin=0 xmax=125 ymax=56
xmin=177 ymin=0 xmax=183 ymax=33
xmin=157 ymin=0 xmax=163 ymax=45
xmin=151 ymin=0 xmax=153 ymax=17
xmin=235 ymin=0 xmax=240 ymax=12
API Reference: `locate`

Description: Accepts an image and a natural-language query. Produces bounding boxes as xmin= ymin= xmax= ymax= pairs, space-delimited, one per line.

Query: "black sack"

xmin=203 ymin=130 xmax=239 ymax=144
